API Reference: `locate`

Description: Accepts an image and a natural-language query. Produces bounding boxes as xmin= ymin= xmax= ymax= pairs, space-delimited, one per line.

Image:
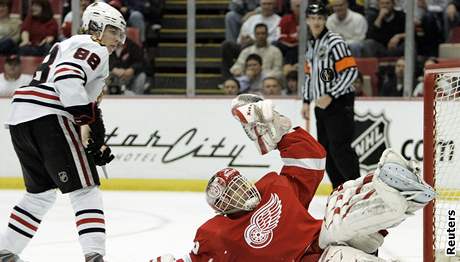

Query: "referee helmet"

xmin=306 ymin=2 xmax=328 ymax=17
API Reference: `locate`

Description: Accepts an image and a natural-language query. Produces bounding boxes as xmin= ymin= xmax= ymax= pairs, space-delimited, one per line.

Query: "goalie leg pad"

xmin=345 ymin=232 xmax=385 ymax=254
xmin=319 ymin=246 xmax=388 ymax=262
xmin=377 ymin=163 xmax=435 ymax=205
xmin=319 ymin=174 xmax=409 ymax=249
xmin=375 ymin=148 xmax=435 ymax=214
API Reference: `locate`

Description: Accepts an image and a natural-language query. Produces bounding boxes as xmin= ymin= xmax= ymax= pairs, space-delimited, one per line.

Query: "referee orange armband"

xmin=335 ymin=57 xmax=357 ymax=72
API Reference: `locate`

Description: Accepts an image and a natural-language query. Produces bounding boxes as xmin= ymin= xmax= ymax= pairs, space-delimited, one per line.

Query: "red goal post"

xmin=423 ymin=62 xmax=460 ymax=262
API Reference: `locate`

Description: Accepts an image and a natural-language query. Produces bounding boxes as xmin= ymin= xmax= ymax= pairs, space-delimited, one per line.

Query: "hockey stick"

xmin=100 ymin=165 xmax=109 ymax=179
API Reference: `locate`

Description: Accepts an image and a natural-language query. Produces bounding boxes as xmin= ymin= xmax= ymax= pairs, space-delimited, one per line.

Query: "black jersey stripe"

xmin=8 ymin=223 xmax=33 ymax=238
xmin=78 ymin=228 xmax=106 ymax=236
xmin=12 ymin=98 xmax=65 ymax=111
xmin=13 ymin=206 xmax=41 ymax=224
xmin=54 ymin=74 xmax=87 ymax=85
xmin=55 ymin=62 xmax=88 ymax=83
xmin=75 ymin=209 xmax=104 ymax=217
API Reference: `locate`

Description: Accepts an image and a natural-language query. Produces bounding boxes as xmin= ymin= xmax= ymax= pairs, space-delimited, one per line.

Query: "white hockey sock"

xmin=69 ymin=186 xmax=106 ymax=256
xmin=0 ymin=190 xmax=57 ymax=254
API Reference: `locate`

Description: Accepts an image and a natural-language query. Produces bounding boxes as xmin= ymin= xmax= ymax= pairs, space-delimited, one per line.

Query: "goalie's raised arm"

xmin=230 ymin=94 xmax=292 ymax=155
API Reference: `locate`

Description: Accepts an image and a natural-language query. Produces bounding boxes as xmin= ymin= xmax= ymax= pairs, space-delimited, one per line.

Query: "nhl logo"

xmin=352 ymin=112 xmax=390 ymax=172
xmin=58 ymin=171 xmax=68 ymax=183
xmin=320 ymin=69 xmax=334 ymax=82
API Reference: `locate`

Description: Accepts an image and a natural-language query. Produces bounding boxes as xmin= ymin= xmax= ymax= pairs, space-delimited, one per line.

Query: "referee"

xmin=302 ymin=2 xmax=360 ymax=189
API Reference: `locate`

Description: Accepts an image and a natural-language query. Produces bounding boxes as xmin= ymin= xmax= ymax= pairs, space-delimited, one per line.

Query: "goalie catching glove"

xmin=231 ymin=94 xmax=292 ymax=154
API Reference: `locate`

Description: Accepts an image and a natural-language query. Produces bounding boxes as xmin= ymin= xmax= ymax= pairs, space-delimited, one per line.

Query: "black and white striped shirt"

xmin=303 ymin=29 xmax=358 ymax=104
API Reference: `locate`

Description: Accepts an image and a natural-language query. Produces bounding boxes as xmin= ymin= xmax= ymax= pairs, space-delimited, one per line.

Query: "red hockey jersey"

xmin=187 ymin=127 xmax=326 ymax=262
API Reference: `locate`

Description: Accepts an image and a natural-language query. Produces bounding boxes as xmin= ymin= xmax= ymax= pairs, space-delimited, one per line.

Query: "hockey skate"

xmin=0 ymin=250 xmax=25 ymax=262
xmin=85 ymin=252 xmax=104 ymax=262
xmin=376 ymin=149 xmax=436 ymax=210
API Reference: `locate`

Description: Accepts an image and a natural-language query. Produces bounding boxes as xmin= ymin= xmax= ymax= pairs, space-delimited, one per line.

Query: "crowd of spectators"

xmin=0 ymin=0 xmax=161 ymax=96
xmin=0 ymin=0 xmax=459 ymax=97
xmin=222 ymin=0 xmax=455 ymax=97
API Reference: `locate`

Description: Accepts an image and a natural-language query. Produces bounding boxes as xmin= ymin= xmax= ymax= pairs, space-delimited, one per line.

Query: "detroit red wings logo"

xmin=244 ymin=193 xmax=282 ymax=249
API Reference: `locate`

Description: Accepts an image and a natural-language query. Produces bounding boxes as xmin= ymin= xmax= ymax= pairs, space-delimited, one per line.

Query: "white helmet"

xmin=81 ymin=1 xmax=127 ymax=43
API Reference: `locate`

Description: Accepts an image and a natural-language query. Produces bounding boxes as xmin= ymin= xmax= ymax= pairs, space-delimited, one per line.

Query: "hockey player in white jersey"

xmin=0 ymin=2 xmax=126 ymax=262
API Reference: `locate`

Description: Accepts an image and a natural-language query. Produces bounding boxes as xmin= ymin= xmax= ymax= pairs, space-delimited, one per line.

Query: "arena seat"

xmin=10 ymin=0 xmax=21 ymax=18
xmin=48 ymin=0 xmax=62 ymax=15
xmin=20 ymin=56 xmax=44 ymax=75
xmin=448 ymin=26 xmax=460 ymax=43
xmin=355 ymin=57 xmax=379 ymax=95
xmin=437 ymin=58 xmax=459 ymax=64
xmin=439 ymin=43 xmax=460 ymax=58
xmin=362 ymin=75 xmax=373 ymax=96
xmin=126 ymin=27 xmax=142 ymax=47
xmin=0 ymin=56 xmax=5 ymax=73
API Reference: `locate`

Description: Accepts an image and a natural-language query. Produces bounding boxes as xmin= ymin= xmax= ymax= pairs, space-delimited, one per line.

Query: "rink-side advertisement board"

xmin=0 ymin=97 xmax=428 ymax=193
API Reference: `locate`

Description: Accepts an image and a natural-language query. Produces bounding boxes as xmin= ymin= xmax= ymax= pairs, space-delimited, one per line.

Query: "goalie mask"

xmin=206 ymin=168 xmax=261 ymax=215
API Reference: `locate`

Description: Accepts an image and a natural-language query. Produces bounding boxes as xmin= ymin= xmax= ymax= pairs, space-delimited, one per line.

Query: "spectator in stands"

xmin=223 ymin=78 xmax=241 ymax=95
xmin=230 ymin=23 xmax=283 ymax=79
xmin=362 ymin=0 xmax=405 ymax=57
xmin=276 ymin=0 xmax=300 ymax=76
xmin=221 ymin=0 xmax=280 ymax=79
xmin=0 ymin=0 xmax=21 ymax=55
xmin=348 ymin=0 xmax=366 ymax=13
xmin=379 ymin=57 xmax=406 ymax=96
xmin=61 ymin=0 xmax=94 ymax=39
xmin=124 ymin=0 xmax=164 ymax=43
xmin=237 ymin=0 xmax=280 ymax=46
xmin=109 ymin=0 xmax=146 ymax=42
xmin=353 ymin=71 xmax=366 ymax=96
xmin=225 ymin=0 xmax=259 ymax=42
xmin=445 ymin=0 xmax=460 ymax=39
xmin=236 ymin=54 xmax=265 ymax=94
xmin=107 ymin=38 xmax=146 ymax=95
xmin=413 ymin=57 xmax=438 ymax=97
xmin=415 ymin=0 xmax=444 ymax=57
xmin=262 ymin=76 xmax=282 ymax=96
xmin=0 ymin=55 xmax=32 ymax=97
xmin=285 ymin=69 xmax=298 ymax=95
xmin=18 ymin=0 xmax=58 ymax=56
xmin=326 ymin=0 xmax=367 ymax=57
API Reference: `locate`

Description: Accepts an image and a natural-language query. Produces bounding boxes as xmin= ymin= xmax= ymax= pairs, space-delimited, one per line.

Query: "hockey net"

xmin=424 ymin=62 xmax=460 ymax=262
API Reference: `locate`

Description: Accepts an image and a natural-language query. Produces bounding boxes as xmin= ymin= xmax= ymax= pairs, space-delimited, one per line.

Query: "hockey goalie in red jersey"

xmin=153 ymin=94 xmax=436 ymax=262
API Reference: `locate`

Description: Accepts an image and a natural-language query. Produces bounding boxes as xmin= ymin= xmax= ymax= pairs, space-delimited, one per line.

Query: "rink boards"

xmin=0 ymin=96 xmax=450 ymax=194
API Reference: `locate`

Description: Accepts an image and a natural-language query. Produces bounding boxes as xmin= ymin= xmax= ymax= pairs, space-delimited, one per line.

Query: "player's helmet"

xmin=206 ymin=168 xmax=261 ymax=215
xmin=306 ymin=2 xmax=328 ymax=17
xmin=81 ymin=2 xmax=127 ymax=43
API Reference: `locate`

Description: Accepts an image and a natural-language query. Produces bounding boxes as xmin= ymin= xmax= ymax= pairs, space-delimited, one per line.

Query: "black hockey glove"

xmin=66 ymin=102 xmax=97 ymax=125
xmin=88 ymin=108 xmax=105 ymax=151
xmin=86 ymin=140 xmax=115 ymax=166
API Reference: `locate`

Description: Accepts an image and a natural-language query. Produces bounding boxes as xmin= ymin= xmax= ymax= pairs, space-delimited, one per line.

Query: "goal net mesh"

xmin=430 ymin=71 xmax=460 ymax=261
